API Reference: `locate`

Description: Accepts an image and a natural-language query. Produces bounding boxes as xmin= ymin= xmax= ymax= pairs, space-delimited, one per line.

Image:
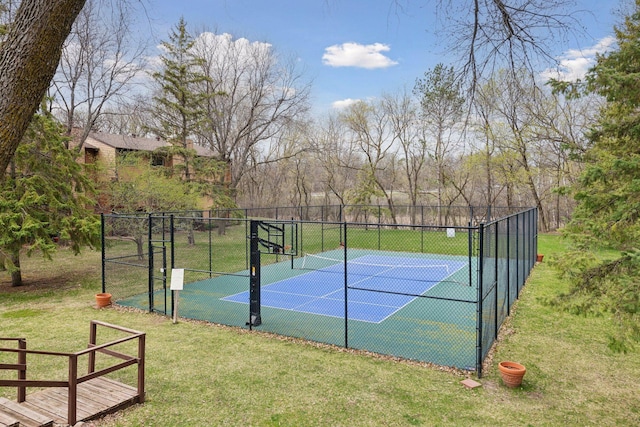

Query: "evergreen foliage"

xmin=0 ymin=108 xmax=99 ymax=286
xmin=551 ymin=1 xmax=640 ymax=351
xmin=149 ymin=17 xmax=211 ymax=181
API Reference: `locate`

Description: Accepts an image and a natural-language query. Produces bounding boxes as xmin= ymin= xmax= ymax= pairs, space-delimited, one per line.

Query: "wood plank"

xmin=23 ymin=391 xmax=94 ymax=423
xmin=0 ymin=410 xmax=20 ymax=427
xmin=0 ymin=397 xmax=53 ymax=427
xmin=78 ymin=378 xmax=133 ymax=404
xmin=19 ymin=377 xmax=141 ymax=425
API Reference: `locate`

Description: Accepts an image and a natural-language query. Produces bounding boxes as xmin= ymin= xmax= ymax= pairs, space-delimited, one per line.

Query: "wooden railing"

xmin=0 ymin=320 xmax=145 ymax=426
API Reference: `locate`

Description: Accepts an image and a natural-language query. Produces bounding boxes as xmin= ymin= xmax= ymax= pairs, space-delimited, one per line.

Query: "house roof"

xmin=85 ymin=132 xmax=216 ymax=157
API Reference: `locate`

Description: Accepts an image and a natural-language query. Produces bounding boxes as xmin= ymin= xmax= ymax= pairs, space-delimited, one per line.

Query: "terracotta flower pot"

xmin=536 ymin=254 xmax=544 ymax=262
xmin=498 ymin=361 xmax=526 ymax=388
xmin=95 ymin=293 xmax=112 ymax=308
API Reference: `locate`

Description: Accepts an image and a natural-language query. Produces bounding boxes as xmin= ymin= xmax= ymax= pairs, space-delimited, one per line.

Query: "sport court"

xmin=117 ymin=248 xmax=479 ymax=368
xmin=222 ymin=253 xmax=468 ymax=323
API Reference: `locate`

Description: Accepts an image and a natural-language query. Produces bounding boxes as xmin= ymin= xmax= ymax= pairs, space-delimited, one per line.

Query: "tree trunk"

xmin=0 ymin=0 xmax=87 ymax=176
xmin=136 ymin=236 xmax=145 ymax=261
xmin=10 ymin=251 xmax=22 ymax=287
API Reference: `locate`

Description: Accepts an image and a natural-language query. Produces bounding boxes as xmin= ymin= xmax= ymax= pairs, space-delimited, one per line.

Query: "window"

xmin=151 ymin=154 xmax=165 ymax=166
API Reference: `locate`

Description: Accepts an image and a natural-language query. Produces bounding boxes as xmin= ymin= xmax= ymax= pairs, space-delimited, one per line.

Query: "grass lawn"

xmin=1 ymin=234 xmax=639 ymax=426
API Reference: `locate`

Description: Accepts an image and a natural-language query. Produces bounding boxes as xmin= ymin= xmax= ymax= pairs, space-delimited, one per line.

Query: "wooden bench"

xmin=0 ymin=320 xmax=145 ymax=426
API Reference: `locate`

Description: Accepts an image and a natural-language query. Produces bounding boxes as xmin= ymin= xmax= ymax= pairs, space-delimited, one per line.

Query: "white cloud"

xmin=331 ymin=98 xmax=361 ymax=109
xmin=541 ymin=36 xmax=616 ymax=82
xmin=322 ymin=42 xmax=398 ymax=69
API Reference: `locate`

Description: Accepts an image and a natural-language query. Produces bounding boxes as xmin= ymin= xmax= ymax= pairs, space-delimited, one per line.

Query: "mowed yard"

xmin=1 ymin=234 xmax=639 ymax=426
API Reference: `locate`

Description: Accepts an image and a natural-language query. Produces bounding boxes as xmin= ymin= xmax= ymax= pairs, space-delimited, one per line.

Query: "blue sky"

xmin=144 ymin=0 xmax=620 ymax=114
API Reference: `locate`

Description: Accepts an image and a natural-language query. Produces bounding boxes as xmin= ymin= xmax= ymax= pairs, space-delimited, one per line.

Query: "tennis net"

xmin=296 ymin=253 xmax=454 ymax=284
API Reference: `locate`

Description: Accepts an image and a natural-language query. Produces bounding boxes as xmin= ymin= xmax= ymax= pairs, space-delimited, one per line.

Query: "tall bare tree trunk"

xmin=0 ymin=0 xmax=86 ymax=176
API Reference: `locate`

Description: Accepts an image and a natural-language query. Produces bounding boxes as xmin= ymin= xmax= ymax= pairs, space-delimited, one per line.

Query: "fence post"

xmin=138 ymin=332 xmax=146 ymax=403
xmin=516 ymin=213 xmax=521 ymax=299
xmin=148 ymin=214 xmax=153 ymax=312
xmin=101 ymin=213 xmax=106 ymax=294
xmin=88 ymin=321 xmax=97 ymax=374
xmin=170 ymin=214 xmax=176 ymax=317
xmin=343 ymin=221 xmax=348 ymax=349
xmin=468 ymin=222 xmax=473 ymax=288
xmin=506 ymin=217 xmax=511 ymax=316
xmin=68 ymin=354 xmax=78 ymax=426
xmin=476 ymin=223 xmax=485 ymax=377
xmin=494 ymin=222 xmax=499 ymax=339
xmin=17 ymin=339 xmax=26 ymax=402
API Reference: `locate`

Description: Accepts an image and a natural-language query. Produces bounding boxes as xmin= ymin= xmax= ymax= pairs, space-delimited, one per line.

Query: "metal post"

xmin=148 ymin=214 xmax=154 ymax=312
xmin=506 ymin=218 xmax=511 ymax=316
xmin=516 ymin=213 xmax=520 ymax=298
xmin=101 ymin=213 xmax=106 ymax=293
xmin=249 ymin=221 xmax=262 ymax=327
xmin=468 ymin=222 xmax=473 ymax=288
xmin=169 ymin=215 xmax=175 ymax=317
xmin=343 ymin=222 xmax=348 ymax=349
xmin=494 ymin=223 xmax=499 ymax=338
xmin=476 ymin=223 xmax=485 ymax=377
xmin=209 ymin=216 xmax=213 ymax=277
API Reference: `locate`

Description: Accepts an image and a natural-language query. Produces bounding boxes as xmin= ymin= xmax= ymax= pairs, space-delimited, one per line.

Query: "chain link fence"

xmin=212 ymin=204 xmax=529 ymax=226
xmin=102 ymin=206 xmax=537 ymax=376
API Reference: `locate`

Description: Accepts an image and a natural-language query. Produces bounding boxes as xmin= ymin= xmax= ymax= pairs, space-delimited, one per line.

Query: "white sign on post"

xmin=170 ymin=268 xmax=184 ymax=290
xmin=170 ymin=269 xmax=184 ymax=324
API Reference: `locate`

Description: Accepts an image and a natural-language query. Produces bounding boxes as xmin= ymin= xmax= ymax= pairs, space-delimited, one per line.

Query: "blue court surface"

xmin=222 ymin=254 xmax=466 ymax=323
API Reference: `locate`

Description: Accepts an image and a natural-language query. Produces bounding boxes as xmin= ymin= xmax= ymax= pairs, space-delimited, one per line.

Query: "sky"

xmin=141 ymin=0 xmax=622 ymax=114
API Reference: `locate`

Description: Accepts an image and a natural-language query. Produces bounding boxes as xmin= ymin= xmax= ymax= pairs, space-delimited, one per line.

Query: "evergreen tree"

xmin=551 ymin=1 xmax=640 ymax=351
xmin=149 ymin=17 xmax=210 ymax=182
xmin=0 ymin=106 xmax=100 ymax=286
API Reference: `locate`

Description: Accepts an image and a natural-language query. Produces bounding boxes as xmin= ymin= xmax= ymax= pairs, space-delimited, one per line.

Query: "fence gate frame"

xmin=148 ymin=214 xmax=173 ymax=315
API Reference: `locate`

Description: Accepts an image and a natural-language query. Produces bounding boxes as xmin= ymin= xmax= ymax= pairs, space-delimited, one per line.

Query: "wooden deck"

xmin=0 ymin=377 xmax=141 ymax=427
xmin=1 ymin=320 xmax=146 ymax=426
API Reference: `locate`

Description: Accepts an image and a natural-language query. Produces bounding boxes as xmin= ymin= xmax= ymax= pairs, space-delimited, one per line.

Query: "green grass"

xmin=1 ymin=234 xmax=639 ymax=426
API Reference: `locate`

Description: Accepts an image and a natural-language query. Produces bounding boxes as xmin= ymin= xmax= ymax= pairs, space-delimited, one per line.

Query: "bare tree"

xmin=414 ymin=64 xmax=465 ymax=225
xmin=191 ymin=31 xmax=311 ymax=194
xmin=0 ymin=0 xmax=87 ymax=176
xmin=476 ymin=70 xmax=552 ymax=229
xmin=381 ymin=89 xmax=426 ymax=224
xmin=522 ymin=88 xmax=598 ymax=229
xmin=433 ymin=0 xmax=583 ymax=95
xmin=50 ymin=0 xmax=147 ymax=145
xmin=340 ymin=100 xmax=400 ymax=224
xmin=93 ymin=94 xmax=153 ymax=136
xmin=238 ymin=118 xmax=311 ymax=209
xmin=307 ymin=114 xmax=361 ymax=207
xmin=471 ymin=78 xmax=508 ymax=207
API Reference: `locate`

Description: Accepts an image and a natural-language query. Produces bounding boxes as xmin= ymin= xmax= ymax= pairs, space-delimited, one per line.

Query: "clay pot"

xmin=536 ymin=254 xmax=544 ymax=263
xmin=95 ymin=293 xmax=112 ymax=308
xmin=498 ymin=361 xmax=526 ymax=388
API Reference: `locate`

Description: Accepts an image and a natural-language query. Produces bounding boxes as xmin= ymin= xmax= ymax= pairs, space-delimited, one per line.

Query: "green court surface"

xmin=119 ymin=249 xmax=480 ymax=370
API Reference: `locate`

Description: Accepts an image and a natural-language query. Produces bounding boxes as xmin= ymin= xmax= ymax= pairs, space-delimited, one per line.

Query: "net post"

xmin=290 ymin=218 xmax=296 ymax=270
xmin=248 ymin=220 xmax=262 ymax=327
